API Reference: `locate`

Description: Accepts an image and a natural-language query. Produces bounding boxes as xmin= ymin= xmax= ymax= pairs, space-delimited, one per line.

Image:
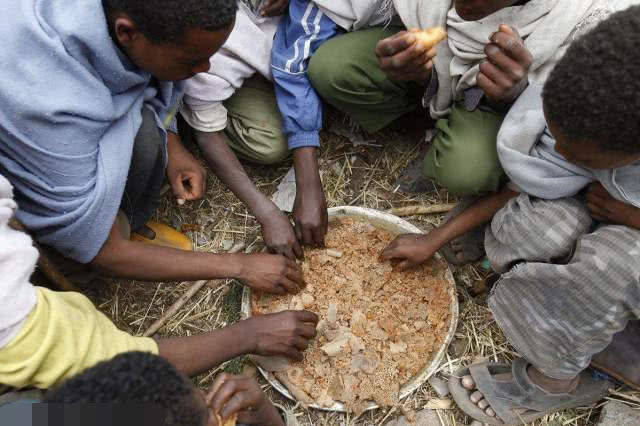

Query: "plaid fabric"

xmin=486 ymin=194 xmax=640 ymax=379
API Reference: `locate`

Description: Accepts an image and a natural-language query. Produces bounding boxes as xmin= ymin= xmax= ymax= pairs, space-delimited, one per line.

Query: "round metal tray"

xmin=241 ymin=206 xmax=459 ymax=412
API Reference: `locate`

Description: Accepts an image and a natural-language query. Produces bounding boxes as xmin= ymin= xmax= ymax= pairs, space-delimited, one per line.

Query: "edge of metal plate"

xmin=241 ymin=206 xmax=460 ymax=413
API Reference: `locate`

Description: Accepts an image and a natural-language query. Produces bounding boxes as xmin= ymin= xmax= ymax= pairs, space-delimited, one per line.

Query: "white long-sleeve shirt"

xmin=181 ymin=3 xmax=280 ymax=133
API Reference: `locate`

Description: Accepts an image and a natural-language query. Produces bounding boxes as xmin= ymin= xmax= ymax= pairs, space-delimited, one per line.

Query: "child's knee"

xmin=258 ymin=137 xmax=289 ymax=165
xmin=574 ymin=225 xmax=640 ymax=281
xmin=308 ymin=46 xmax=355 ymax=100
xmin=423 ymin=146 xmax=503 ymax=195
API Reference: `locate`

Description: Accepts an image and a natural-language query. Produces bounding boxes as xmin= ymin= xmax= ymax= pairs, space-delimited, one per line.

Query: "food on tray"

xmin=252 ymin=218 xmax=452 ymax=413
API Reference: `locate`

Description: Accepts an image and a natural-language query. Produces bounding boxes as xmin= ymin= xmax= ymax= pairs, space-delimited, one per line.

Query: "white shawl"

xmin=394 ymin=0 xmax=615 ymax=117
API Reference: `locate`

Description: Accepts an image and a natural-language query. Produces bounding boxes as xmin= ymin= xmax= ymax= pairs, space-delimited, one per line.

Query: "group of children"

xmin=0 ymin=0 xmax=638 ymax=424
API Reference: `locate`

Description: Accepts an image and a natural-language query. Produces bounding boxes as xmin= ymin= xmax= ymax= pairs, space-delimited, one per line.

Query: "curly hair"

xmin=103 ymin=0 xmax=237 ymax=44
xmin=44 ymin=352 xmax=204 ymax=426
xmin=543 ymin=5 xmax=640 ymax=154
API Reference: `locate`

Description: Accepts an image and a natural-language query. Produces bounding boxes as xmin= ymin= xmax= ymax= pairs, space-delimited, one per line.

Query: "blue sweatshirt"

xmin=271 ymin=0 xmax=341 ymax=150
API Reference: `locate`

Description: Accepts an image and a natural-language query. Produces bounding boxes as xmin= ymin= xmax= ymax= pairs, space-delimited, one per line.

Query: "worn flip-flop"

xmin=131 ymin=221 xmax=193 ymax=251
xmin=439 ymin=197 xmax=486 ymax=266
xmin=591 ymin=320 xmax=640 ymax=390
xmin=449 ymin=359 xmax=610 ymax=425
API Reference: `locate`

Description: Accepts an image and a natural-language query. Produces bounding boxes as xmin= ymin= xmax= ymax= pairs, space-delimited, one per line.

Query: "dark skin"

xmin=197 ymin=0 xmax=324 ymax=254
xmin=261 ymin=0 xmax=289 ymax=17
xmin=158 ymin=310 xmax=318 ymax=377
xmin=205 ymin=374 xmax=284 ymax=426
xmin=90 ymin=11 xmax=316 ymax=371
xmin=293 ymin=147 xmax=328 ymax=247
xmin=189 ymin=374 xmax=284 ymax=426
xmin=195 ymin=131 xmax=303 ymax=260
xmin=92 ymin=13 xmax=305 ymax=292
xmin=382 ymin=115 xmax=640 ymax=418
xmin=375 ymin=0 xmax=532 ymax=106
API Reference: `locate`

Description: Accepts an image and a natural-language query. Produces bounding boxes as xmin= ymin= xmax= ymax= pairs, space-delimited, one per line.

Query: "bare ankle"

xmin=527 ymin=366 xmax=579 ymax=393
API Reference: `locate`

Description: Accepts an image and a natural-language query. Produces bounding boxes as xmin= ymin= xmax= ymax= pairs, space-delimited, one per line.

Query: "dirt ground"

xmin=79 ymin=108 xmax=639 ymax=425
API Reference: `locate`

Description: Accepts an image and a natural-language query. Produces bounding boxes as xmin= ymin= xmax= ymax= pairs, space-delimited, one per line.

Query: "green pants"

xmin=224 ymin=76 xmax=288 ymax=165
xmin=424 ymin=105 xmax=505 ymax=195
xmin=308 ymin=28 xmax=505 ymax=195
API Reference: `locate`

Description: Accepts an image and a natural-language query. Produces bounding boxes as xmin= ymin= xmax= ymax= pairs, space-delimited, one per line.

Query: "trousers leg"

xmin=488 ymin=197 xmax=640 ymax=379
xmin=223 ymin=76 xmax=288 ymax=165
xmin=120 ymin=107 xmax=166 ymax=232
xmin=486 ymin=194 xmax=594 ymax=274
xmin=422 ymin=104 xmax=505 ymax=196
xmin=308 ymin=27 xmax=420 ymax=133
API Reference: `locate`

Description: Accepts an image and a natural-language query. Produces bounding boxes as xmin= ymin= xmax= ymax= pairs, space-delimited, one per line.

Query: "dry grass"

xmin=80 ymin=109 xmax=639 ymax=426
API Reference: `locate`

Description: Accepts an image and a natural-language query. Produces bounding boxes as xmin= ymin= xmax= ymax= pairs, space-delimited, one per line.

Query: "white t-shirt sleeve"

xmin=0 ymin=175 xmax=38 ymax=349
xmin=180 ymin=102 xmax=229 ymax=134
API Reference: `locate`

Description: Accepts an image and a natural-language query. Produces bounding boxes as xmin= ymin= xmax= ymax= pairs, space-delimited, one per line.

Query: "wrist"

xmin=253 ymin=201 xmax=282 ymax=225
xmin=292 ymin=148 xmax=321 ymax=187
xmin=221 ymin=253 xmax=246 ymax=280
xmin=262 ymin=404 xmax=286 ymax=426
xmin=235 ymin=317 xmax=259 ymax=354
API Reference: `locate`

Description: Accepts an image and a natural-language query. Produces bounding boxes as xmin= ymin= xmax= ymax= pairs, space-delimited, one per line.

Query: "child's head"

xmin=44 ymin=352 xmax=209 ymax=426
xmin=102 ymin=0 xmax=237 ymax=81
xmin=543 ymin=5 xmax=640 ymax=170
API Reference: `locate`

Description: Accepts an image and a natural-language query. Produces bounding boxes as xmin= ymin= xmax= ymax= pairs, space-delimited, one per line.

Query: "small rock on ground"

xmin=386 ymin=410 xmax=440 ymax=426
xmin=428 ymin=376 xmax=450 ymax=397
xmin=597 ymin=401 xmax=640 ymax=426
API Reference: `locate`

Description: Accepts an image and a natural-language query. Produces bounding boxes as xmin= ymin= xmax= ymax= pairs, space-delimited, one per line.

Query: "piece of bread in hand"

xmin=216 ymin=413 xmax=238 ymax=426
xmin=411 ymin=27 xmax=447 ymax=50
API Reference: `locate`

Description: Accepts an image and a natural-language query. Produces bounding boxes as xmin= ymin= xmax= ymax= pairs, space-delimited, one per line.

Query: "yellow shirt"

xmin=0 ymin=287 xmax=158 ymax=389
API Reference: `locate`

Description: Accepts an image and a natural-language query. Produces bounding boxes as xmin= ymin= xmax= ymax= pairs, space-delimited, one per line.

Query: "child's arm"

xmin=195 ymin=130 xmax=302 ymax=260
xmin=586 ymin=182 xmax=640 ymax=229
xmin=271 ymin=0 xmax=339 ymax=246
xmin=381 ymin=186 xmax=518 ymax=269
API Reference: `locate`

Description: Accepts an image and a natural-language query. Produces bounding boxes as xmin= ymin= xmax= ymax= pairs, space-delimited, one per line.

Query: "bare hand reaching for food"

xmin=375 ymin=27 xmax=446 ymax=82
xmin=246 ymin=310 xmax=319 ymax=361
xmin=380 ymin=231 xmax=445 ymax=270
xmin=207 ymin=374 xmax=284 ymax=426
xmin=260 ymin=210 xmax=304 ymax=260
xmin=478 ymin=24 xmax=533 ymax=106
xmin=238 ymin=253 xmax=304 ymax=295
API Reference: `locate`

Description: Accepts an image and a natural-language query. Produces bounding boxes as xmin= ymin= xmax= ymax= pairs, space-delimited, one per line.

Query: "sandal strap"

xmin=471 ymin=360 xmax=607 ymax=424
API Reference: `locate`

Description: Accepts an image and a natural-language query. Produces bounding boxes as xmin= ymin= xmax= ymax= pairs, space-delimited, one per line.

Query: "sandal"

xmin=449 ymin=359 xmax=610 ymax=425
xmin=131 ymin=221 xmax=193 ymax=251
xmin=439 ymin=197 xmax=486 ymax=265
xmin=591 ymin=320 xmax=640 ymax=390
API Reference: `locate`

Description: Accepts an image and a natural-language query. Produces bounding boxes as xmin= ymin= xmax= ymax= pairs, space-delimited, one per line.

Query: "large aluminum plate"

xmin=241 ymin=206 xmax=459 ymax=412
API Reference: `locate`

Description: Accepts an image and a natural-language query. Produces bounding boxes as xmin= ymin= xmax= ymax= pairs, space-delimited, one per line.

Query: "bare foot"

xmin=460 ymin=366 xmax=579 ymax=418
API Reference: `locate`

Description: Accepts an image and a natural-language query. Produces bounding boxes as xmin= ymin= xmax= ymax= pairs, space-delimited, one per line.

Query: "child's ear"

xmin=113 ymin=16 xmax=141 ymax=47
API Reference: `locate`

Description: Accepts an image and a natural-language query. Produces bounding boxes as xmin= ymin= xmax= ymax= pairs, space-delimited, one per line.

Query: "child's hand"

xmin=261 ymin=0 xmax=288 ymax=16
xmin=207 ymin=374 xmax=284 ymax=426
xmin=380 ymin=231 xmax=444 ymax=270
xmin=478 ymin=25 xmax=533 ymax=106
xmin=586 ymin=182 xmax=640 ymax=229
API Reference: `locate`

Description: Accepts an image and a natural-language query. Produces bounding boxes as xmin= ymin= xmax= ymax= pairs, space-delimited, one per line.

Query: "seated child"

xmin=40 ymin=352 xmax=286 ymax=426
xmin=381 ymin=5 xmax=640 ymax=424
xmin=181 ymin=0 xmax=288 ymax=165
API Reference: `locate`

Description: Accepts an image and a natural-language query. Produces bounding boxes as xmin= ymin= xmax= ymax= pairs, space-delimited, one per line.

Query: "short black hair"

xmin=44 ymin=352 xmax=205 ymax=426
xmin=103 ymin=0 xmax=237 ymax=44
xmin=543 ymin=5 xmax=640 ymax=154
